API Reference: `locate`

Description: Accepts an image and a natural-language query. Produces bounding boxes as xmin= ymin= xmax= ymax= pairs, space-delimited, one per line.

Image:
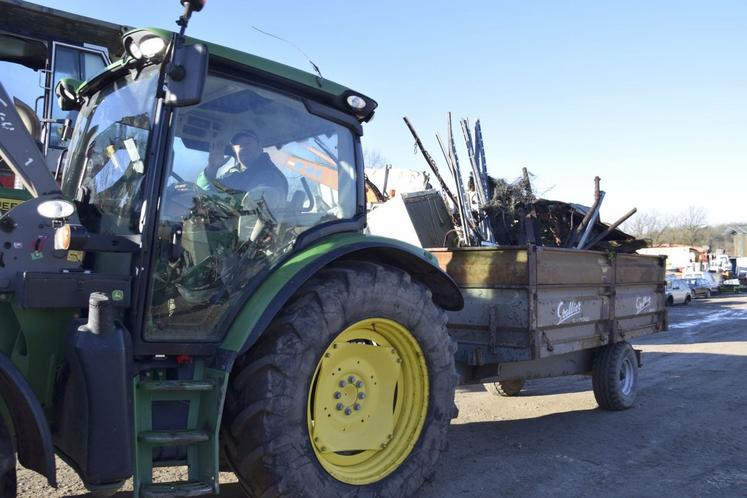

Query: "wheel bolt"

xmin=336 ymin=403 xmax=344 ymax=411
xmin=334 ymin=392 xmax=341 ymax=399
xmin=355 ymin=381 xmax=363 ymax=388
xmin=358 ymin=392 xmax=365 ymax=400
xmin=347 ymin=375 xmax=355 ymax=384
xmin=344 ymin=407 xmax=352 ymax=415
xmin=354 ymin=403 xmax=361 ymax=411
xmin=339 ymin=380 xmax=346 ymax=388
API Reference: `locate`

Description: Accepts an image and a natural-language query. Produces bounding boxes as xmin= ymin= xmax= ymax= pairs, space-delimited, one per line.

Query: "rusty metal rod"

xmin=403 ymin=116 xmax=458 ymax=207
xmin=436 ymin=131 xmax=472 ymax=245
xmin=565 ymin=176 xmax=602 ymax=248
xmin=582 ymin=207 xmax=638 ymax=250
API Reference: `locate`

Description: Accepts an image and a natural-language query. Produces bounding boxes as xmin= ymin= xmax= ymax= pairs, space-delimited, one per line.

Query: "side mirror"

xmin=164 ymin=42 xmax=208 ymax=107
xmin=55 ymin=78 xmax=82 ymax=111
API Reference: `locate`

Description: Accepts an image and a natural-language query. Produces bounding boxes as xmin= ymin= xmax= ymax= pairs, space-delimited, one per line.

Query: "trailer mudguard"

xmin=0 ymin=352 xmax=55 ymax=486
xmin=220 ymin=232 xmax=463 ymax=354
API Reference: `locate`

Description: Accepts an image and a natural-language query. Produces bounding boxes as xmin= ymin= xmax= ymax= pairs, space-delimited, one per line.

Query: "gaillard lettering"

xmin=557 ymin=300 xmax=582 ymax=325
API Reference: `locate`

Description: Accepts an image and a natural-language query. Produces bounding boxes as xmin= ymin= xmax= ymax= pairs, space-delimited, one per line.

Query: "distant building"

xmin=637 ymin=245 xmax=704 ymax=273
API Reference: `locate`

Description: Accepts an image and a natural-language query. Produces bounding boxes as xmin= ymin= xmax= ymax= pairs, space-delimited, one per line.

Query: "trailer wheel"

xmin=222 ymin=262 xmax=457 ymax=497
xmin=592 ymin=342 xmax=638 ymax=410
xmin=0 ymin=417 xmax=16 ymax=498
xmin=666 ymin=295 xmax=673 ymax=306
xmin=484 ymin=379 xmax=524 ymax=397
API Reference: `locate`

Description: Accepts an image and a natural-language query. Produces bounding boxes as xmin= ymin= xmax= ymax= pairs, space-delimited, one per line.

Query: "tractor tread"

xmin=221 ymin=262 xmax=457 ymax=498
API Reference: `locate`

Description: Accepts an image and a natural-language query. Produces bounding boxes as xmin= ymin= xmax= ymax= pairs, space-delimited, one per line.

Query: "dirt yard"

xmin=17 ymin=294 xmax=747 ymax=497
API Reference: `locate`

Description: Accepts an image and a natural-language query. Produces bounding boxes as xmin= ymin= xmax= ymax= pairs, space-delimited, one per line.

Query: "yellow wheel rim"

xmin=307 ymin=318 xmax=429 ymax=485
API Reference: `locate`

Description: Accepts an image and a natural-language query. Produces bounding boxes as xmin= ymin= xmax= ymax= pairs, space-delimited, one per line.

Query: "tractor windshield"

xmin=144 ymin=72 xmax=359 ymax=342
xmin=61 ymin=65 xmax=159 ymax=237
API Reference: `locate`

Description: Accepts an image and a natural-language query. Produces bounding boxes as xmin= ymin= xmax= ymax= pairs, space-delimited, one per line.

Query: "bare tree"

xmin=622 ymin=210 xmax=669 ymax=245
xmin=674 ymin=206 xmax=709 ymax=246
xmin=363 ymin=148 xmax=388 ymax=169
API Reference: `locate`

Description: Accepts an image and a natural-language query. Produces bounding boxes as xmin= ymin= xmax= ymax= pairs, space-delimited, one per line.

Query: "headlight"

xmin=37 ymin=199 xmax=75 ymax=219
xmin=140 ymin=37 xmax=167 ymax=58
xmin=125 ymin=34 xmax=167 ymax=61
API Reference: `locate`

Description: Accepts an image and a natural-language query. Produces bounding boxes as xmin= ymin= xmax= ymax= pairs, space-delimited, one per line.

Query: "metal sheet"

xmin=430 ymin=247 xmax=529 ymax=287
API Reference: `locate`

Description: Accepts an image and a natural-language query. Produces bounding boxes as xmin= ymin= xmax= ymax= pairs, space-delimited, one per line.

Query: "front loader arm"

xmin=0 ymin=82 xmax=61 ymax=198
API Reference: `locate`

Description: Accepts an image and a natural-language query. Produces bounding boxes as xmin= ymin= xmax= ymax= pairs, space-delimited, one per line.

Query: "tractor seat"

xmin=13 ymin=97 xmax=42 ymax=149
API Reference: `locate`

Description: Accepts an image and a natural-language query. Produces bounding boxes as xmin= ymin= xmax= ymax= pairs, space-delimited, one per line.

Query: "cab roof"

xmin=125 ymin=28 xmax=377 ymax=122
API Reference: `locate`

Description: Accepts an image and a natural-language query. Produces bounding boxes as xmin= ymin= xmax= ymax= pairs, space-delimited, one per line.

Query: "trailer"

xmin=431 ymin=245 xmax=667 ymax=408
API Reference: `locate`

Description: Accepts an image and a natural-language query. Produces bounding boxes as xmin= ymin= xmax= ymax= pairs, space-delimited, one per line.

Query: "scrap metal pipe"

xmin=582 ymin=207 xmax=638 ymax=249
xmin=566 ymin=176 xmax=602 ymax=248
xmin=403 ymin=117 xmax=458 ymax=207
xmin=576 ymin=191 xmax=605 ymax=249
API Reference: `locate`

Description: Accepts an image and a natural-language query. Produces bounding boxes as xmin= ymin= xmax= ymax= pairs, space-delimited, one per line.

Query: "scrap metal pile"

xmin=403 ymin=114 xmax=646 ymax=252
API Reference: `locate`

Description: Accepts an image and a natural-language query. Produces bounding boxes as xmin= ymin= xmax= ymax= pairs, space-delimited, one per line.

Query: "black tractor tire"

xmin=0 ymin=418 xmax=16 ymax=498
xmin=592 ymin=341 xmax=639 ymax=411
xmin=484 ymin=379 xmax=524 ymax=397
xmin=222 ymin=261 xmax=458 ymax=497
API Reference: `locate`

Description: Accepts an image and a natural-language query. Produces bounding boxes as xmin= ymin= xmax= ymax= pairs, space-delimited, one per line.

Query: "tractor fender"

xmin=0 ymin=352 xmax=56 ymax=486
xmin=221 ymin=233 xmax=463 ymax=355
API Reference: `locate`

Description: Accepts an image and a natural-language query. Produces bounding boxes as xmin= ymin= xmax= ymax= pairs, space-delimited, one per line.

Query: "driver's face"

xmin=232 ymin=136 xmax=261 ymax=165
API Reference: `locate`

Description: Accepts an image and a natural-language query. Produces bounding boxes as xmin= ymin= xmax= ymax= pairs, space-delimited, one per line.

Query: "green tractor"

xmin=0 ymin=1 xmax=463 ymax=496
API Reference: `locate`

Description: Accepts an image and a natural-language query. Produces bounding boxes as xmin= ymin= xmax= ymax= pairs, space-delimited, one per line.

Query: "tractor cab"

xmin=57 ymin=25 xmax=374 ymax=350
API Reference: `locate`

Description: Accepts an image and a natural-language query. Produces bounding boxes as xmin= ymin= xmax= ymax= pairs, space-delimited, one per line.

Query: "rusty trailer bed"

xmin=429 ymin=245 xmax=667 ymax=384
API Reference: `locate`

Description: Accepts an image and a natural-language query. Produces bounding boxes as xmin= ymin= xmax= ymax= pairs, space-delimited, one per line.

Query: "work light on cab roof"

xmin=346 ymin=94 xmax=367 ymax=110
xmin=124 ymin=34 xmax=167 ymax=60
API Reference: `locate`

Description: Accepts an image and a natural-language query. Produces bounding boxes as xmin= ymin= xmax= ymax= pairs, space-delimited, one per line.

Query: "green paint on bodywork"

xmin=8 ymin=305 xmax=76 ymax=417
xmin=220 ymin=232 xmax=440 ymax=352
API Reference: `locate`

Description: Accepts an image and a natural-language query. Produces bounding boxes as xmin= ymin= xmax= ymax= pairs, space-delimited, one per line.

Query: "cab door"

xmin=44 ymin=42 xmax=109 ymax=173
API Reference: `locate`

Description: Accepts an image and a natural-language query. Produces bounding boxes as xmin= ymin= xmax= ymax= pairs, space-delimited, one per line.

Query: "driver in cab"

xmin=196 ymin=130 xmax=288 ymax=208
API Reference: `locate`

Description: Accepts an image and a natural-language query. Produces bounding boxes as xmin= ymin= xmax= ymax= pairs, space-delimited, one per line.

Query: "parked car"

xmin=683 ymin=271 xmax=720 ymax=293
xmin=666 ymin=279 xmax=693 ymax=305
xmin=685 ymin=277 xmax=711 ymax=298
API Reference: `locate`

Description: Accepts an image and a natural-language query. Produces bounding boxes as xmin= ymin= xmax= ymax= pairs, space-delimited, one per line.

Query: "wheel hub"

xmin=311 ymin=342 xmax=401 ymax=453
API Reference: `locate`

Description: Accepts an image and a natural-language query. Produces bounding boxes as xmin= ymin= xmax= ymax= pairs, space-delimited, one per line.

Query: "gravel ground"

xmin=17 ymin=294 xmax=747 ymax=497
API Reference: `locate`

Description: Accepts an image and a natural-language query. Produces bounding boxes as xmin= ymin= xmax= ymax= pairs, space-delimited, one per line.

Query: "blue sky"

xmin=4 ymin=0 xmax=745 ymax=224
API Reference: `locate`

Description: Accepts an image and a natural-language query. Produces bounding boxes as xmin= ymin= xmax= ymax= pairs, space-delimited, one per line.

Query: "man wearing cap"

xmin=196 ymin=130 xmax=288 ymax=206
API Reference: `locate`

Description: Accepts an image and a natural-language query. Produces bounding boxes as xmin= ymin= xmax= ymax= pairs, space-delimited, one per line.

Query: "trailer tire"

xmin=0 ymin=417 xmax=16 ymax=498
xmin=484 ymin=379 xmax=524 ymax=397
xmin=592 ymin=342 xmax=638 ymax=410
xmin=684 ymin=295 xmax=691 ymax=305
xmin=666 ymin=295 xmax=673 ymax=306
xmin=222 ymin=261 xmax=458 ymax=497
